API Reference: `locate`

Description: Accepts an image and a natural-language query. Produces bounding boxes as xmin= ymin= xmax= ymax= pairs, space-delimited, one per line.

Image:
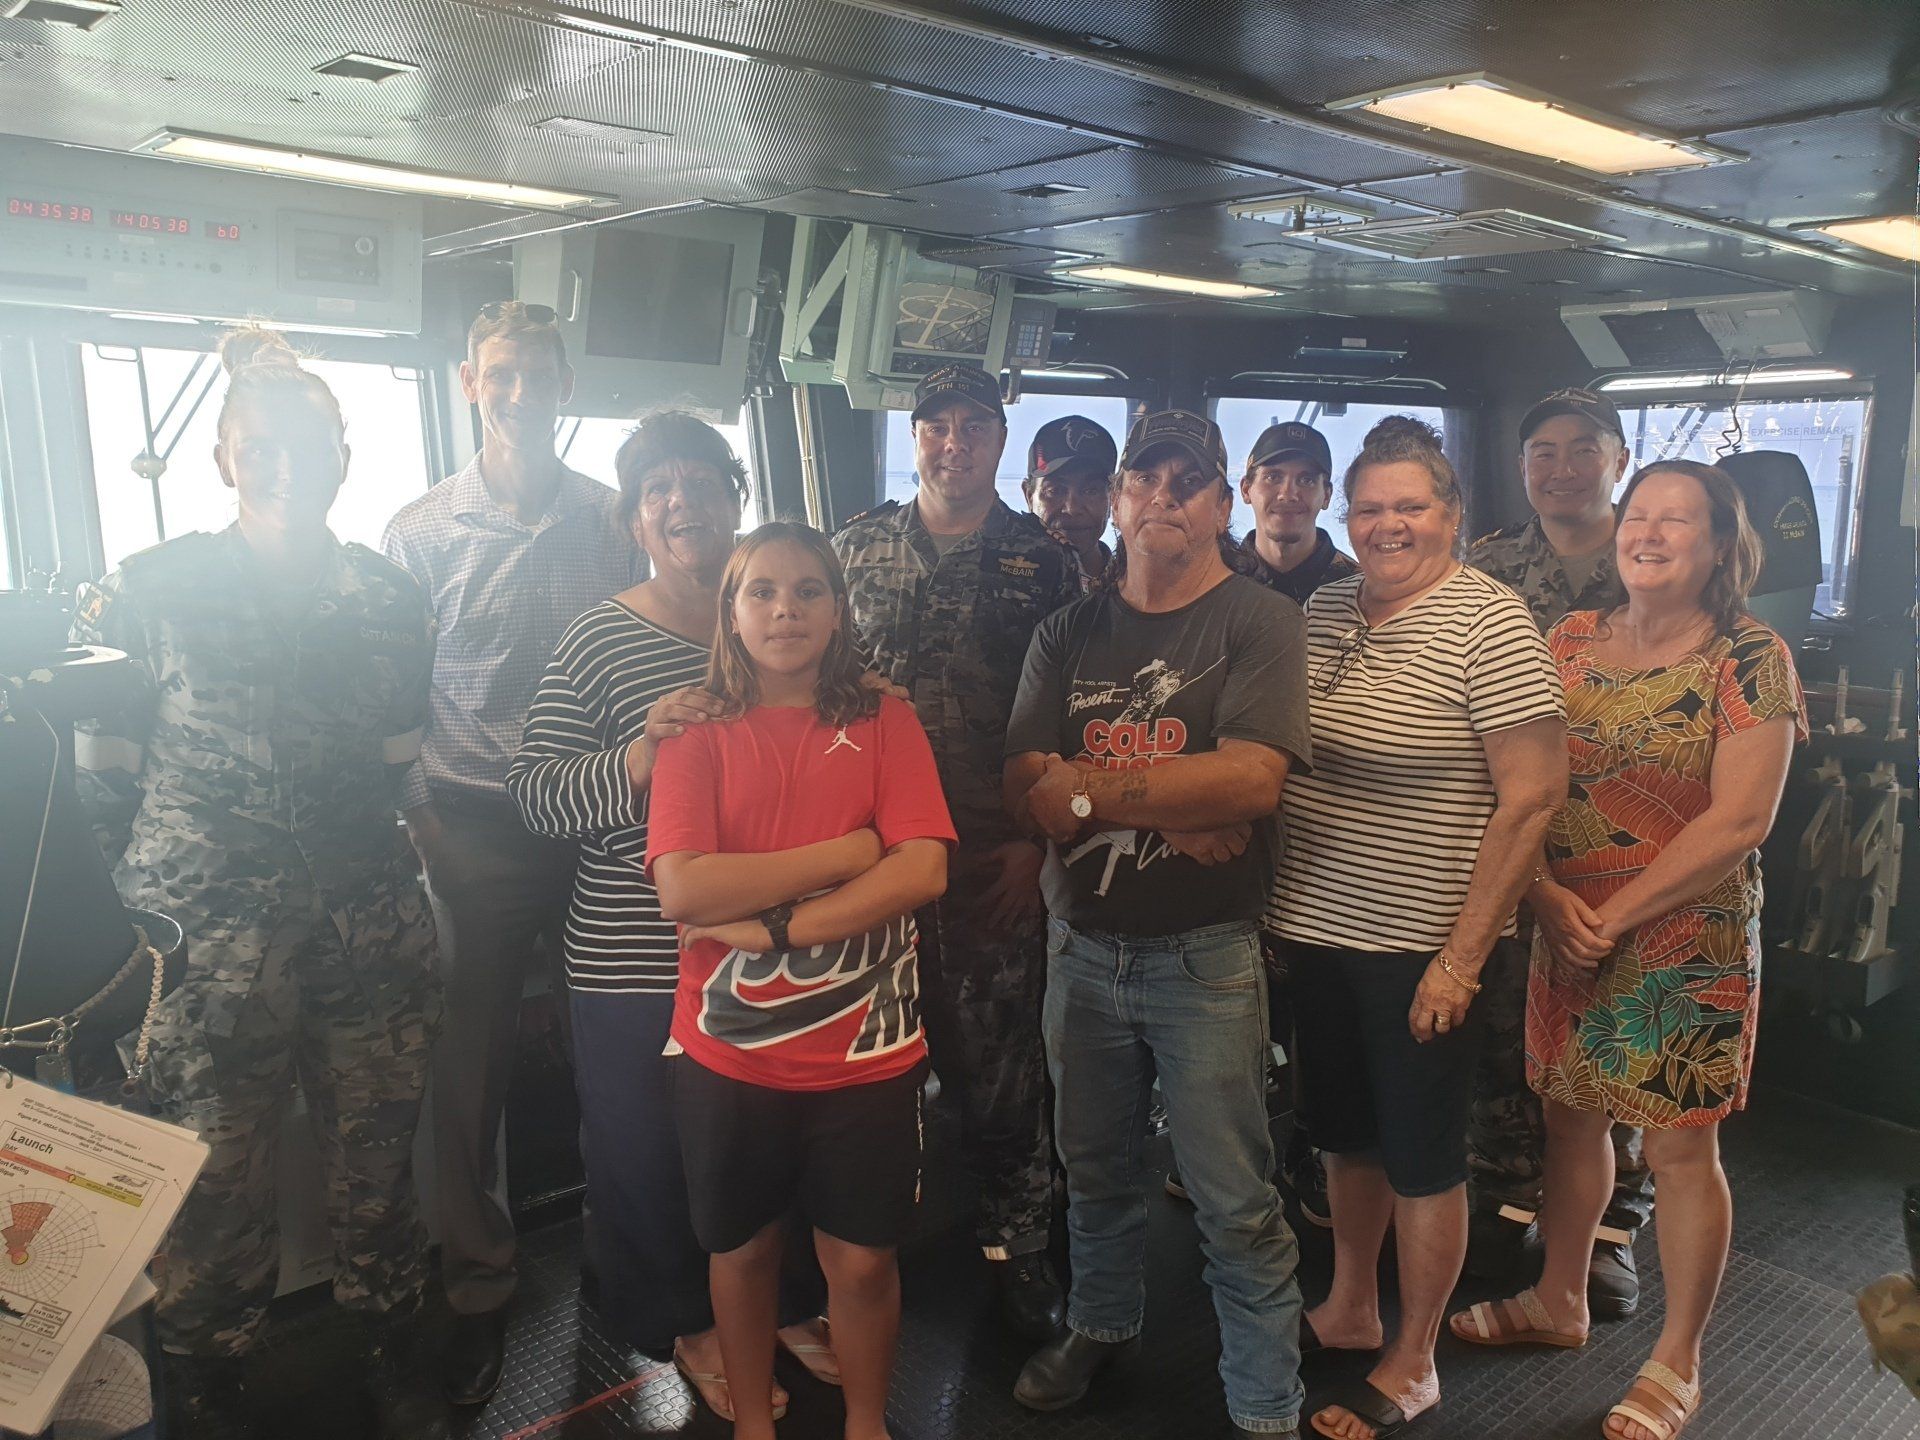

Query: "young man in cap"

xmin=1023 ymin=414 xmax=1120 ymax=588
xmin=1237 ymin=420 xmax=1360 ymax=604
xmin=1465 ymin=385 xmax=1649 ymax=1320
xmin=1005 ymin=409 xmax=1310 ymax=1439
xmin=383 ymin=301 xmax=640 ymax=1403
xmin=833 ymin=363 xmax=1081 ymax=1339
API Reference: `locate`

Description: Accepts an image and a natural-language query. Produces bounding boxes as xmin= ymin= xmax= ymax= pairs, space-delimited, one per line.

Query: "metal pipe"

xmin=823 ymin=0 xmax=1904 ymax=280
xmin=792 ymin=385 xmax=826 ymax=530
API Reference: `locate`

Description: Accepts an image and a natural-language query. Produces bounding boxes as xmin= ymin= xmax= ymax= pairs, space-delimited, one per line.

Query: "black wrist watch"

xmin=760 ymin=902 xmax=795 ymax=951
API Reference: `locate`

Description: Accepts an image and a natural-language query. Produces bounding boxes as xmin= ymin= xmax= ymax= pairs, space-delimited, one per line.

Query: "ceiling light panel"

xmin=2 ymin=0 xmax=119 ymax=30
xmin=1329 ymin=73 xmax=1744 ymax=176
xmin=1061 ymin=265 xmax=1280 ymax=299
xmin=313 ymin=52 xmax=419 ymax=82
xmin=1598 ymin=368 xmax=1855 ymax=392
xmin=1811 ymin=215 xmax=1920 ymax=263
xmin=137 ymin=131 xmax=604 ymax=209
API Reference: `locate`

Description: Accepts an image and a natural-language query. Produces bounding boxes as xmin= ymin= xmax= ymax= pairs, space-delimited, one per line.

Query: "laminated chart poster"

xmin=0 ymin=1079 xmax=205 ymax=1434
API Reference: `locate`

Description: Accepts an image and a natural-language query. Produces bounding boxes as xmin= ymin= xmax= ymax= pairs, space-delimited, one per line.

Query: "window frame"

xmin=67 ymin=322 xmax=447 ymax=575
xmin=1601 ymin=377 xmax=1877 ymax=623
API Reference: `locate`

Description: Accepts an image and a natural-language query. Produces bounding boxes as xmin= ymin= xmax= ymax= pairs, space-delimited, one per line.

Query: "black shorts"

xmin=1281 ymin=939 xmax=1486 ymax=1198
xmin=674 ymin=1058 xmax=928 ymax=1254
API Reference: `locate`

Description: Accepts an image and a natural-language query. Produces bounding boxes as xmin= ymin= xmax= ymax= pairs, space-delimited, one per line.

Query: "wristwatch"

xmin=1068 ymin=775 xmax=1094 ymax=820
xmin=760 ymin=902 xmax=795 ymax=951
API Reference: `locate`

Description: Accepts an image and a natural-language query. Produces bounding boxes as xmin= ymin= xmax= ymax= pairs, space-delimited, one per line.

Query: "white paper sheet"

xmin=0 ymin=1080 xmax=205 ymax=1435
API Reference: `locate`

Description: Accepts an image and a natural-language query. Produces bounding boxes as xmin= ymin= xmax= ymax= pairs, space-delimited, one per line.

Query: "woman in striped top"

xmin=506 ymin=412 xmax=829 ymax=1419
xmin=1266 ymin=418 xmax=1568 ymax=1440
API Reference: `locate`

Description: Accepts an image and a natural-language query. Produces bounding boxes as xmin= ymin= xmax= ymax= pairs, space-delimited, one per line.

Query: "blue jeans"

xmin=1043 ymin=917 xmax=1304 ymax=1434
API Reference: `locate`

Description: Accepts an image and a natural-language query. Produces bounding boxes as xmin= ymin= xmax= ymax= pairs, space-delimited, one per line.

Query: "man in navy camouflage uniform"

xmin=1465 ymin=386 xmax=1651 ymax=1320
xmin=71 ymin=332 xmax=442 ymax=1437
xmin=834 ymin=364 xmax=1080 ymax=1339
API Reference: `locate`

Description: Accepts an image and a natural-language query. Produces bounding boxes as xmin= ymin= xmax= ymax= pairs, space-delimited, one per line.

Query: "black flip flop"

xmin=1309 ymin=1380 xmax=1430 ymax=1440
xmin=1299 ymin=1316 xmax=1381 ymax=1362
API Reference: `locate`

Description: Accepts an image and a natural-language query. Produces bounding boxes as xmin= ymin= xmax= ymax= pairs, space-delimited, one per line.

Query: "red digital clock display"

xmin=7 ymin=197 xmax=94 ymax=224
xmin=206 ymin=222 xmax=243 ymax=242
xmin=113 ymin=211 xmax=191 ymax=235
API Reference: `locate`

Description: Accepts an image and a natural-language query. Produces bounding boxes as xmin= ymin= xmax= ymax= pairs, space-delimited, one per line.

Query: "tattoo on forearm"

xmin=1114 ymin=772 xmax=1149 ymax=805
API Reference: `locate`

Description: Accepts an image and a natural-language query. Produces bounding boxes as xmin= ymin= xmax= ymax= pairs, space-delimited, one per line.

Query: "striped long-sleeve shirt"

xmin=506 ymin=599 xmax=708 ymax=993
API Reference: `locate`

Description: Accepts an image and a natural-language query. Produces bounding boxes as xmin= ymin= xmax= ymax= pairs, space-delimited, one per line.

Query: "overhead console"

xmin=510 ymin=208 xmax=766 ymax=422
xmin=0 ymin=139 xmax=422 ymax=334
xmin=778 ymin=219 xmax=1055 ymax=411
xmin=1559 ymin=289 xmax=1836 ymax=370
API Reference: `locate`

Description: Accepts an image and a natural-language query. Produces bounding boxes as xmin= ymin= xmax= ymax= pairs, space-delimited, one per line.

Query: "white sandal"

xmin=1605 ymin=1359 xmax=1700 ymax=1440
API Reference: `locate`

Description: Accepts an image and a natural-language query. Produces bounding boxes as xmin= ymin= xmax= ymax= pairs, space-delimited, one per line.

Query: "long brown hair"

xmin=706 ymin=522 xmax=878 ymax=728
xmin=1602 ymin=459 xmax=1764 ymax=637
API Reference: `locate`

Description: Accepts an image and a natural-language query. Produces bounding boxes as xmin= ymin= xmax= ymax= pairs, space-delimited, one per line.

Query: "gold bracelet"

xmin=1531 ymin=866 xmax=1554 ymax=887
xmin=1438 ymin=954 xmax=1483 ymax=995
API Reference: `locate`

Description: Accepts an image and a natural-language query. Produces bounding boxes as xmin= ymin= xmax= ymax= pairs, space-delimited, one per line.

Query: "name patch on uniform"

xmin=996 ymin=555 xmax=1040 ymax=580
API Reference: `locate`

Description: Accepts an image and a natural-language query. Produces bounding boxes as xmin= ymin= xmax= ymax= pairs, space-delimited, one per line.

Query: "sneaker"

xmin=1284 ymin=1146 xmax=1331 ymax=1229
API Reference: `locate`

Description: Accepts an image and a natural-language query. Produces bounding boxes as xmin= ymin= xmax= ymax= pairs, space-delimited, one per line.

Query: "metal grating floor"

xmin=241 ymin=1087 xmax=1920 ymax=1440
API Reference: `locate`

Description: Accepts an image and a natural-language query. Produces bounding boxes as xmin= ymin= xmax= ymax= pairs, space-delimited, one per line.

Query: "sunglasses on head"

xmin=477 ymin=300 xmax=558 ymax=325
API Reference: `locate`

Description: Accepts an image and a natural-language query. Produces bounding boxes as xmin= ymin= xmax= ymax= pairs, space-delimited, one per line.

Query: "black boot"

xmin=994 ymin=1253 xmax=1066 ymax=1341
xmin=363 ymin=1309 xmax=455 ymax=1439
xmin=1588 ymin=1237 xmax=1640 ymax=1320
xmin=441 ymin=1306 xmax=509 ymax=1406
xmin=1013 ymin=1330 xmax=1137 ymax=1411
xmin=162 ymin=1352 xmax=262 ymax=1440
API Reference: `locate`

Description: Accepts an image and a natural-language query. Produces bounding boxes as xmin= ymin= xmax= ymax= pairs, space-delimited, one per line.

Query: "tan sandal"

xmin=1450 ymin=1290 xmax=1588 ymax=1349
xmin=1605 ymin=1360 xmax=1701 ymax=1440
xmin=778 ymin=1316 xmax=842 ymax=1386
xmin=672 ymin=1339 xmax=790 ymax=1422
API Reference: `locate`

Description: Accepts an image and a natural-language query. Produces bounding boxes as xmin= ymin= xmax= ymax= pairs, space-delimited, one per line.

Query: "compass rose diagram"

xmin=0 ymin=1189 xmax=101 ymax=1303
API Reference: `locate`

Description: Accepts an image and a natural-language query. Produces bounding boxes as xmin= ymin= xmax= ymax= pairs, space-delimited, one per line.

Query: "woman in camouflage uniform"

xmin=70 ymin=327 xmax=440 ymax=1436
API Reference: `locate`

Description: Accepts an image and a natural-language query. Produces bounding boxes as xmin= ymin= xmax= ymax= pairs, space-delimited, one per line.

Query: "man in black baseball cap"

xmin=1237 ymin=420 xmax=1359 ymax=607
xmin=1023 ymin=415 xmax=1119 ymax=587
xmin=1465 ymin=384 xmax=1647 ymax=1320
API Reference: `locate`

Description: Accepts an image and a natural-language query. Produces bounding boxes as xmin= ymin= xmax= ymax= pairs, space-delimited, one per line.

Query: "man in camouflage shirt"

xmin=834 ymin=364 xmax=1080 ymax=1339
xmin=71 ymin=349 xmax=443 ymax=1437
xmin=1465 ymin=386 xmax=1651 ymax=1321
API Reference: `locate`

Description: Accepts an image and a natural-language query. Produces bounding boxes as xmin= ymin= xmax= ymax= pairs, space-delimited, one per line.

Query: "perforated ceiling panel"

xmin=0 ymin=0 xmax=1910 ymax=329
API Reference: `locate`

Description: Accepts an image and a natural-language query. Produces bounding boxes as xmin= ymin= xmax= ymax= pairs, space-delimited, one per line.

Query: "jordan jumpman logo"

xmin=824 ymin=727 xmax=862 ymax=756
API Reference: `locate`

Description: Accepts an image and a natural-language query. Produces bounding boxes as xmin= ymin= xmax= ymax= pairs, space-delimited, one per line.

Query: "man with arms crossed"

xmin=1005 ymin=410 xmax=1312 ymax=1438
xmin=1465 ymin=385 xmax=1649 ymax=1320
xmin=383 ymin=301 xmax=639 ymax=1402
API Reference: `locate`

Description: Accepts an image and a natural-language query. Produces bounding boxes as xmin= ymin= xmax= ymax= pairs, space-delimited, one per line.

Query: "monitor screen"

xmin=584 ymin=230 xmax=735 ymax=367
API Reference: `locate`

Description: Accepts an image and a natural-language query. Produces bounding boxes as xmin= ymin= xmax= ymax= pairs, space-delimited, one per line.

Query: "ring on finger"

xmin=1434 ymin=1012 xmax=1452 ymax=1030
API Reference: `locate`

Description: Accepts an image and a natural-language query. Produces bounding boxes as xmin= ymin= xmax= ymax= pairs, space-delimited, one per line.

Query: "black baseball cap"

xmin=1246 ymin=420 xmax=1333 ymax=477
xmin=1027 ymin=415 xmax=1119 ymax=485
xmin=910 ymin=364 xmax=1006 ymax=424
xmin=1520 ymin=387 xmax=1625 ymax=444
xmin=1120 ymin=409 xmax=1229 ymax=482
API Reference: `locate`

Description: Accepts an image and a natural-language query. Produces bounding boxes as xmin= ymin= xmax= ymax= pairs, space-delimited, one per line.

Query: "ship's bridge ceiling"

xmin=0 ymin=0 xmax=1913 ymax=326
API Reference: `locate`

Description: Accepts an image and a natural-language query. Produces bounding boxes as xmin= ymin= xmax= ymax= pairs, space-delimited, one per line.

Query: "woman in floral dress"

xmin=1448 ymin=460 xmax=1804 ymax=1440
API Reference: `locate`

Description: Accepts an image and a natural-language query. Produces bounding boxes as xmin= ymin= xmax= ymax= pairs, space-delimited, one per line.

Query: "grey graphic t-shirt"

xmin=1006 ymin=573 xmax=1312 ymax=936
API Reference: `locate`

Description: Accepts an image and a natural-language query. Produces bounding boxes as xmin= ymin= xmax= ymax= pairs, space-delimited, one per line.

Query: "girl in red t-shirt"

xmin=648 ymin=522 xmax=955 ymax=1440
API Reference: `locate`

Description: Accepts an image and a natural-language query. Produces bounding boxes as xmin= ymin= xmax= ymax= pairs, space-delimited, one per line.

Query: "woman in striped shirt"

xmin=1266 ymin=418 xmax=1568 ymax=1440
xmin=506 ymin=412 xmax=831 ymax=1420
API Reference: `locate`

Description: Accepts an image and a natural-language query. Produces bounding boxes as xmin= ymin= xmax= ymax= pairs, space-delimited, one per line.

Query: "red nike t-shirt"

xmin=645 ymin=695 xmax=956 ymax=1091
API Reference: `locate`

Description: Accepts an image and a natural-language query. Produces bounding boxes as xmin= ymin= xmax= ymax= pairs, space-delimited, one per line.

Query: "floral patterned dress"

xmin=1526 ymin=611 xmax=1806 ymax=1129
